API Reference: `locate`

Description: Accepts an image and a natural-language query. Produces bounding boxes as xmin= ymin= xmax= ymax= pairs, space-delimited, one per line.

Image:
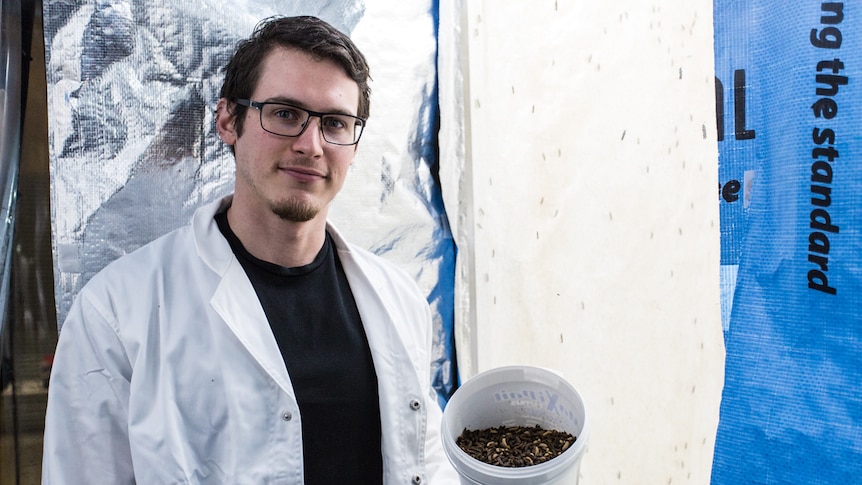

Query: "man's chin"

xmin=271 ymin=200 xmax=319 ymax=223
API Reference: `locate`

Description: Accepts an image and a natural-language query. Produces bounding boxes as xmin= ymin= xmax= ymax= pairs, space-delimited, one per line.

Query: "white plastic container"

xmin=441 ymin=366 xmax=589 ymax=485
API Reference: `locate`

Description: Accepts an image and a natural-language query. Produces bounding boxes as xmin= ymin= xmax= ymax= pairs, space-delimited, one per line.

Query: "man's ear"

xmin=216 ymin=98 xmax=237 ymax=146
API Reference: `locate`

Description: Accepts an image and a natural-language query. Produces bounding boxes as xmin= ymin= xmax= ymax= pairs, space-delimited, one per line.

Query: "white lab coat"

xmin=43 ymin=195 xmax=459 ymax=484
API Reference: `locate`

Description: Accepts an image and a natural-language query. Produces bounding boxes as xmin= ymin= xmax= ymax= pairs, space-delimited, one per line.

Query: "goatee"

xmin=272 ymin=198 xmax=319 ymax=222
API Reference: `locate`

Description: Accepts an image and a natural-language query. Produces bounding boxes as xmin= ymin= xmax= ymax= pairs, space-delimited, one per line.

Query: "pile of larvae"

xmin=456 ymin=424 xmax=576 ymax=467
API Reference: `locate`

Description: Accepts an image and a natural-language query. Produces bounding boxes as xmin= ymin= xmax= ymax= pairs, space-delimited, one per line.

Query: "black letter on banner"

xmin=734 ymin=70 xmax=755 ymax=140
xmin=715 ymin=77 xmax=725 ymax=141
xmin=811 ymin=161 xmax=833 ymax=184
xmin=721 ymin=179 xmax=741 ymax=203
xmin=811 ymin=185 xmax=832 ymax=208
xmin=811 ymin=27 xmax=842 ymax=49
xmin=820 ymin=3 xmax=844 ymax=24
xmin=810 ymin=208 xmax=840 ymax=233
xmin=815 ymin=74 xmax=848 ymax=96
xmin=808 ymin=269 xmax=837 ymax=295
xmin=812 ymin=127 xmax=835 ymax=145
xmin=809 ymin=231 xmax=831 ymax=254
xmin=812 ymin=98 xmax=838 ymax=119
xmin=809 ymin=253 xmax=829 ymax=272
xmin=812 ymin=146 xmax=839 ymax=162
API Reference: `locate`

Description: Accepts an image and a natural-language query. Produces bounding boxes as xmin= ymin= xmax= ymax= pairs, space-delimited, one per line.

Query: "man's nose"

xmin=293 ymin=116 xmax=325 ymax=153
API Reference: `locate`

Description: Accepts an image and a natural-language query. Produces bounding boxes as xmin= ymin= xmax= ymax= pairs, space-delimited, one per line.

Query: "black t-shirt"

xmin=216 ymin=212 xmax=383 ymax=484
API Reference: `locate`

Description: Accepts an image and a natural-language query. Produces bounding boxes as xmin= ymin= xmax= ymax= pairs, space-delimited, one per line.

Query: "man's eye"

xmin=322 ymin=117 xmax=348 ymax=130
xmin=273 ymin=108 xmax=300 ymax=120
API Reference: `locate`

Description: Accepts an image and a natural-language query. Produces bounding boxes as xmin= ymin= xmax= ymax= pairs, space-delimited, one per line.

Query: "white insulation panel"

xmin=440 ymin=1 xmax=725 ymax=483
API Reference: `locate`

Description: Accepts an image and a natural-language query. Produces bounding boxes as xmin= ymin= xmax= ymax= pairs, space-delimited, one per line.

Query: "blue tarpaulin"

xmin=713 ymin=1 xmax=862 ymax=483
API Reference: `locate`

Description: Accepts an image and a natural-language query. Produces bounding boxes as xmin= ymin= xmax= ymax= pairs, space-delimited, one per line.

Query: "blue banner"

xmin=713 ymin=2 xmax=862 ymax=483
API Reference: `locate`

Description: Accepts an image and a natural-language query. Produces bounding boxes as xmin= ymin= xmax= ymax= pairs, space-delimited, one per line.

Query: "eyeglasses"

xmin=234 ymin=98 xmax=366 ymax=146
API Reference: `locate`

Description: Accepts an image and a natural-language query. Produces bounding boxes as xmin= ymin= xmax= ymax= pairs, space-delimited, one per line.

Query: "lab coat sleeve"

xmin=42 ymin=289 xmax=135 ymax=485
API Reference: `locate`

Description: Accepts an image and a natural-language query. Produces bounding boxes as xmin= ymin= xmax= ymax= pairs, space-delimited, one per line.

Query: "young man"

xmin=43 ymin=16 xmax=459 ymax=484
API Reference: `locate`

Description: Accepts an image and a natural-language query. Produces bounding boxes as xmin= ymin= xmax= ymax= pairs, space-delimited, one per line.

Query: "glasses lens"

xmin=320 ymin=115 xmax=363 ymax=145
xmin=260 ymin=104 xmax=307 ymax=137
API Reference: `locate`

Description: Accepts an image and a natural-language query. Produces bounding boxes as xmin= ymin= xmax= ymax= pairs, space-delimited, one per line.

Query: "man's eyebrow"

xmin=262 ymin=95 xmax=302 ymax=106
xmin=262 ymin=96 xmax=357 ymax=117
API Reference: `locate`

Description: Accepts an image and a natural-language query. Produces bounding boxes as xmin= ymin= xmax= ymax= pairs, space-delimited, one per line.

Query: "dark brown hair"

xmin=219 ymin=16 xmax=371 ymax=136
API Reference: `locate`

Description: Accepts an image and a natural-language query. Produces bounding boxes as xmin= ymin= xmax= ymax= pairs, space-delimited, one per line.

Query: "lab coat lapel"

xmin=331 ymin=229 xmax=422 ymax=479
xmin=193 ymin=196 xmax=293 ymax=397
xmin=341 ymin=255 xmax=404 ymax=369
xmin=327 ymin=226 xmax=410 ymax=380
xmin=210 ymin=258 xmax=294 ymax=397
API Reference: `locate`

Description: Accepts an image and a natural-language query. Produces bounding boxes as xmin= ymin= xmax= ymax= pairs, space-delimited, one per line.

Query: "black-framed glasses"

xmin=234 ymin=98 xmax=366 ymax=146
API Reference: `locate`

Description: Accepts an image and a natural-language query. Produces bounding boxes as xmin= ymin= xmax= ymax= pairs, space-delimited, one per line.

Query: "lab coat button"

xmin=411 ymin=474 xmax=422 ymax=484
xmin=409 ymin=399 xmax=421 ymax=411
xmin=282 ymin=412 xmax=292 ymax=421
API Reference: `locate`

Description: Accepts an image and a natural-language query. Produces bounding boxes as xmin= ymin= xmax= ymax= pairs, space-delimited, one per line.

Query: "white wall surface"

xmin=441 ymin=1 xmax=725 ymax=483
